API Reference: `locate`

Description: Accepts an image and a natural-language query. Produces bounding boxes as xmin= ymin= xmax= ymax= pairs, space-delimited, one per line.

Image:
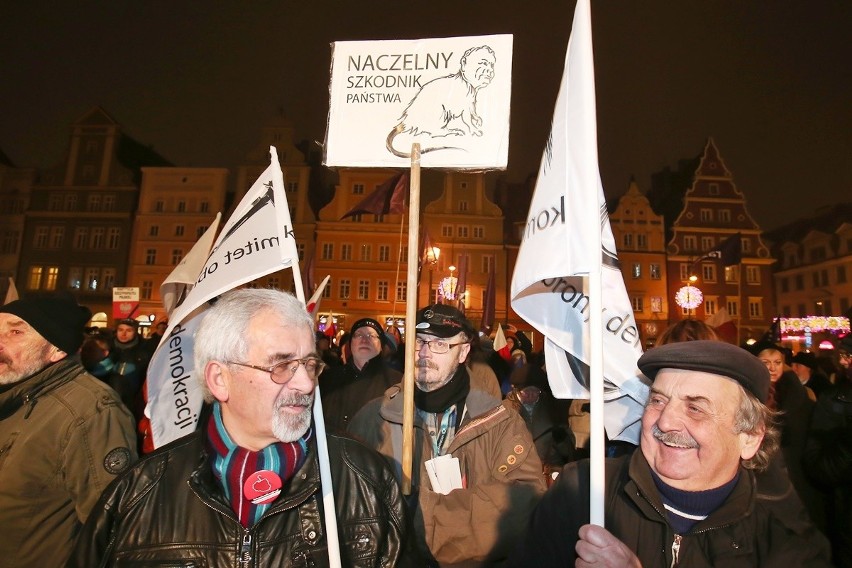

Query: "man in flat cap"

xmin=510 ymin=340 xmax=831 ymax=567
xmin=349 ymin=304 xmax=546 ymax=566
xmin=319 ymin=317 xmax=402 ymax=433
xmin=0 ymin=293 xmax=137 ymax=566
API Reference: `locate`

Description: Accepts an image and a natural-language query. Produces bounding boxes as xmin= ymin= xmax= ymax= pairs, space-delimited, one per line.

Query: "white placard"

xmin=325 ymin=34 xmax=513 ymax=169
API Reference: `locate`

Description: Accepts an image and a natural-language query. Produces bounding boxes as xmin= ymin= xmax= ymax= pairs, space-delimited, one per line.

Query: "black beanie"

xmin=0 ymin=295 xmax=92 ymax=355
xmin=349 ymin=318 xmax=387 ymax=346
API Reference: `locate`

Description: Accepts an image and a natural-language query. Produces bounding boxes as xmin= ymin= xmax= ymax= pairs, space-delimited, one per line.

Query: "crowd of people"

xmin=2 ymin=288 xmax=851 ymax=566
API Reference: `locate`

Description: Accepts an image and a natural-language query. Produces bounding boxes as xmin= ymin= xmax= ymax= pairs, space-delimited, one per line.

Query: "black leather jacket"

xmin=68 ymin=429 xmax=410 ymax=567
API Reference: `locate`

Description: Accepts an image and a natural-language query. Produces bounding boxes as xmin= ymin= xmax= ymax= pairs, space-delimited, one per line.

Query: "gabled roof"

xmin=694 ymin=137 xmax=733 ymax=178
xmin=764 ymin=203 xmax=852 ymax=245
xmin=73 ymin=106 xmax=120 ymax=126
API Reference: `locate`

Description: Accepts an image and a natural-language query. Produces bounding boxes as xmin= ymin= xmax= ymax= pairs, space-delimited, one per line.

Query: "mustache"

xmin=652 ymin=424 xmax=698 ymax=449
xmin=416 ymin=359 xmax=437 ymax=370
xmin=274 ymin=393 xmax=314 ymax=409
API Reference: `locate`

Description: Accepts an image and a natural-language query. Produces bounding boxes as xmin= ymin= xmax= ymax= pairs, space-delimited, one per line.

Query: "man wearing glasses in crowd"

xmin=319 ymin=317 xmax=402 ymax=433
xmin=349 ymin=304 xmax=546 ymax=566
xmin=69 ymin=288 xmax=411 ymax=567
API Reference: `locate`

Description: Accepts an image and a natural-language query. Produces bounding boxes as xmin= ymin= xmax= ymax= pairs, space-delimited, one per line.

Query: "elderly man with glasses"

xmin=348 ymin=304 xmax=546 ymax=566
xmin=69 ymin=288 xmax=412 ymax=567
xmin=319 ymin=317 xmax=402 ymax=433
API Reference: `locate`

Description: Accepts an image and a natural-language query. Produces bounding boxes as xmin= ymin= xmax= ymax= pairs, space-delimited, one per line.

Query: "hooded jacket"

xmin=0 ymin=357 xmax=137 ymax=566
xmin=348 ymin=368 xmax=546 ymax=567
xmin=68 ymin=428 xmax=411 ymax=568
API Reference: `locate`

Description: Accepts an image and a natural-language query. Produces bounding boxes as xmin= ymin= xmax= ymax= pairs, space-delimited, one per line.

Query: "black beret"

xmin=0 ymin=295 xmax=92 ymax=355
xmin=638 ymin=340 xmax=770 ymax=403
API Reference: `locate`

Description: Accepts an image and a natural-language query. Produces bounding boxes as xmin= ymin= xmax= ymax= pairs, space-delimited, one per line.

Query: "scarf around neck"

xmin=415 ymin=364 xmax=471 ymax=414
xmin=206 ymin=402 xmax=310 ymax=527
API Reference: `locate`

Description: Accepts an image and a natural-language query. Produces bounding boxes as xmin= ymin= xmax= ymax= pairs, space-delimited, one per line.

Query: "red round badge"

xmin=243 ymin=470 xmax=283 ymax=505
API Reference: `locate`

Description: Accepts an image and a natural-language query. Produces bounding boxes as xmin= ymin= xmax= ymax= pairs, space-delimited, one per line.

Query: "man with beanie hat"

xmin=349 ymin=304 xmax=546 ymax=566
xmin=107 ymin=317 xmax=155 ymax=421
xmin=319 ymin=317 xmax=401 ymax=433
xmin=511 ymin=340 xmax=830 ymax=567
xmin=0 ymin=293 xmax=138 ymax=566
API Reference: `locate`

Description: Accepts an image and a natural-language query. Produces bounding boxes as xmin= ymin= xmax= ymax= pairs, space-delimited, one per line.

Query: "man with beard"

xmin=69 ymin=289 xmax=411 ymax=567
xmin=509 ymin=340 xmax=831 ymax=567
xmin=0 ymin=294 xmax=137 ymax=566
xmin=348 ymin=304 xmax=546 ymax=566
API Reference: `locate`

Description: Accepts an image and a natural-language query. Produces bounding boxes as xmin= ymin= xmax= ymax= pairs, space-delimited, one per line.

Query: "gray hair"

xmin=194 ymin=288 xmax=313 ymax=402
xmin=734 ymin=383 xmax=780 ymax=472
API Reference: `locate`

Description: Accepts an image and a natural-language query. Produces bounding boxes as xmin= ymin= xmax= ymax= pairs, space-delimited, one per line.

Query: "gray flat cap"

xmin=638 ymin=340 xmax=770 ymax=403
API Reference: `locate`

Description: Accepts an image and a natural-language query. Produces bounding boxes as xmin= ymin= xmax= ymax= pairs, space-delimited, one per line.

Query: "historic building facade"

xmin=0 ymin=150 xmax=34 ymax=300
xmin=16 ymin=107 xmax=169 ymax=322
xmin=665 ymin=138 xmax=776 ymax=343
xmin=127 ymin=167 xmax=228 ymax=329
xmin=765 ymin=203 xmax=852 ymax=348
xmin=610 ymin=179 xmax=669 ymax=348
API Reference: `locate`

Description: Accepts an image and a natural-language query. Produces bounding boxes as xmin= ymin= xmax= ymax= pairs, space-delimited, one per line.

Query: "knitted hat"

xmin=0 ymin=294 xmax=92 ymax=354
xmin=349 ymin=318 xmax=386 ymax=346
xmin=415 ymin=304 xmax=476 ymax=339
xmin=638 ymin=340 xmax=770 ymax=404
xmin=791 ymin=351 xmax=817 ymax=370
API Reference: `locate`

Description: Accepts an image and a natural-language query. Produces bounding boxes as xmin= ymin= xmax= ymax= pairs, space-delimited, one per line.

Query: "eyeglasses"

xmin=414 ymin=337 xmax=466 ymax=354
xmin=226 ymin=357 xmax=326 ymax=384
xmin=352 ymin=331 xmax=381 ymax=342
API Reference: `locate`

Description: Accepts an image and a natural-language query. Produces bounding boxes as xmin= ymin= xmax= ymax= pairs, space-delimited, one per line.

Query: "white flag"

xmin=306 ymin=275 xmax=331 ymax=318
xmin=146 ymin=147 xmax=300 ymax=448
xmin=510 ymin=0 xmax=648 ymax=443
xmin=160 ymin=212 xmax=222 ymax=316
xmin=3 ymin=277 xmax=18 ymax=305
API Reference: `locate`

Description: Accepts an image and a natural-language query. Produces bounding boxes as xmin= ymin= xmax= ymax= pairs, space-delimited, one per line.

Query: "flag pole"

xmin=736 ymin=260 xmax=742 ymax=345
xmin=279 ymin=151 xmax=341 ymax=568
xmin=401 ymin=143 xmax=421 ymax=495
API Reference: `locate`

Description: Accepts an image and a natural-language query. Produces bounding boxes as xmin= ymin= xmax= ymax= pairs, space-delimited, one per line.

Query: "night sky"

xmin=2 ymin=1 xmax=849 ymax=231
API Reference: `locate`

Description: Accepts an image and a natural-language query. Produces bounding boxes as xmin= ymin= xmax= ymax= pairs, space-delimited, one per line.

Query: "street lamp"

xmin=440 ymin=265 xmax=459 ymax=302
xmin=425 ymin=246 xmax=440 ymax=304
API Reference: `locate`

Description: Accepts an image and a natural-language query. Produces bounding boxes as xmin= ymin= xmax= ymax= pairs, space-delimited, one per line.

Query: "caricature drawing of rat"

xmin=386 ymin=45 xmax=496 ymax=158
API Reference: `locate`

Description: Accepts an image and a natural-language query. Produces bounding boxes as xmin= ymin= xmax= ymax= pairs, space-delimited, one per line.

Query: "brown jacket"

xmin=348 ymin=377 xmax=546 ymax=566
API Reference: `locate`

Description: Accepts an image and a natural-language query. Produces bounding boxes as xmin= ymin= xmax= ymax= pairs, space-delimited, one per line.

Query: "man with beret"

xmin=319 ymin=317 xmax=402 ymax=433
xmin=349 ymin=304 xmax=546 ymax=566
xmin=510 ymin=340 xmax=831 ymax=567
xmin=0 ymin=293 xmax=138 ymax=566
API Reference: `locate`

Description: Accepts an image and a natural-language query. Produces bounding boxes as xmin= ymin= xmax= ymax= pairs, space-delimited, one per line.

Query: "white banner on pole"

xmin=146 ymin=147 xmax=300 ymax=448
xmin=509 ymin=0 xmax=648 ymax=444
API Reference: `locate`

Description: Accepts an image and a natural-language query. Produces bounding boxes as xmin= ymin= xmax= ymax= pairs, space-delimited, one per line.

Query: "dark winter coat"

xmin=509 ymin=449 xmax=831 ymax=567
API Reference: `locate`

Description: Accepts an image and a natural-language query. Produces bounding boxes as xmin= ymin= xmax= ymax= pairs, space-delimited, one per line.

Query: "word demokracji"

xmin=166 ymin=323 xmax=198 ymax=430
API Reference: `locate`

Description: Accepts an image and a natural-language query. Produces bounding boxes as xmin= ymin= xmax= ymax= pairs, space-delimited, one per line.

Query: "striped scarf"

xmin=206 ymin=402 xmax=310 ymax=527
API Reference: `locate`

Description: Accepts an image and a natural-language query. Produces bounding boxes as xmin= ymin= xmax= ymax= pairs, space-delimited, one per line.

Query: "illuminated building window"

xmin=27 ymin=266 xmax=44 ymax=290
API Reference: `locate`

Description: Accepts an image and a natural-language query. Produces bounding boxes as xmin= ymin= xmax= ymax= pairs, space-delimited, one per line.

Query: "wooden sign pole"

xmin=401 ymin=143 xmax=421 ymax=494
